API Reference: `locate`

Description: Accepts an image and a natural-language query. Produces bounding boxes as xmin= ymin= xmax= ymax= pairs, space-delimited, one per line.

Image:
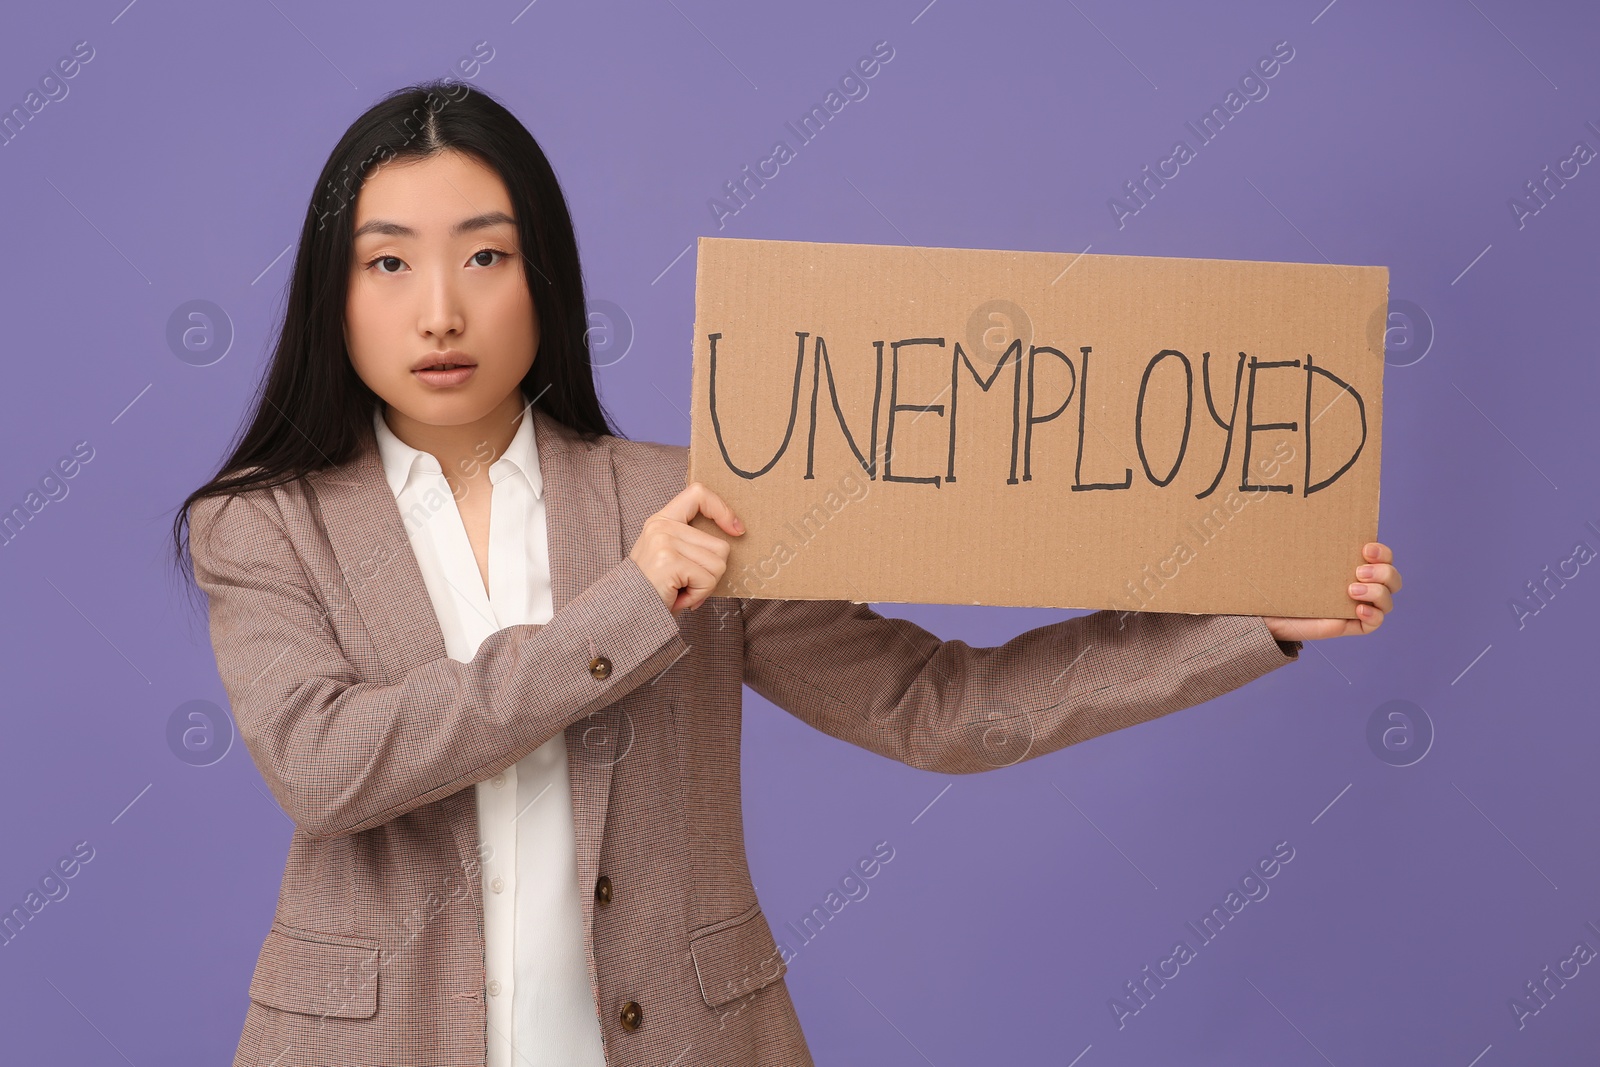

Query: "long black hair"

xmin=170 ymin=79 xmax=618 ymax=594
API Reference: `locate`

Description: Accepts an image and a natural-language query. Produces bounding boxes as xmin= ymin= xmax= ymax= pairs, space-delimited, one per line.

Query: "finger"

xmin=685 ymin=482 xmax=743 ymax=538
xmin=659 ymin=521 xmax=735 ymax=559
xmin=1263 ymin=615 xmax=1332 ymax=642
xmin=668 ymin=558 xmax=719 ymax=613
xmin=669 ymin=539 xmax=728 ymax=581
xmin=644 ymin=537 xmax=721 ymax=592
xmin=1355 ymin=561 xmax=1401 ymax=594
xmin=1353 ymin=600 xmax=1385 ymax=631
xmin=1348 ymin=581 xmax=1393 ymax=614
xmin=653 ymin=485 xmax=703 ymax=527
xmin=1362 ymin=541 xmax=1392 ymax=564
xmin=674 ymin=559 xmax=724 ymax=612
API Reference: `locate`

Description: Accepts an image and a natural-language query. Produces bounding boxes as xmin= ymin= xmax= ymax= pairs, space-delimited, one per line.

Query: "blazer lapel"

xmin=305 ymin=405 xmax=624 ymax=952
xmin=526 ymin=408 xmax=627 ymax=963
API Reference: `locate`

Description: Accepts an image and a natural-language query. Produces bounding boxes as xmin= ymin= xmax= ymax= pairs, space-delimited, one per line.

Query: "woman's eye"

xmin=363 ymin=250 xmax=509 ymax=273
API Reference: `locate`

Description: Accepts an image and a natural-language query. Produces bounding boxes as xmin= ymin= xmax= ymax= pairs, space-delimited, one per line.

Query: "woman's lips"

xmin=413 ymin=364 xmax=477 ymax=387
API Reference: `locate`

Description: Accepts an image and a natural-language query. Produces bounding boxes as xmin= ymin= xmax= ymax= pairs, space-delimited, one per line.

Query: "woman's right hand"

xmin=629 ymin=481 xmax=744 ymax=614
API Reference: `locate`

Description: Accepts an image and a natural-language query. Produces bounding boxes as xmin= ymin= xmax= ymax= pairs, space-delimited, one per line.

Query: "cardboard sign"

xmin=686 ymin=236 xmax=1386 ymax=619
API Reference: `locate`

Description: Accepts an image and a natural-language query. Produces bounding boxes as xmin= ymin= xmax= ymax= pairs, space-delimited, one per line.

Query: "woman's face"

xmin=344 ymin=148 xmax=537 ymax=427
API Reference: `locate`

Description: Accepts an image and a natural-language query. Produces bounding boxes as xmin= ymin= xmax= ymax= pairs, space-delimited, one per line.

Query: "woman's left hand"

xmin=1263 ymin=541 xmax=1401 ymax=643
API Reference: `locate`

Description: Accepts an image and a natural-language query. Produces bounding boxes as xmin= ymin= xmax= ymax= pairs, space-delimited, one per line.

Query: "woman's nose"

xmin=419 ymin=271 xmax=466 ymax=338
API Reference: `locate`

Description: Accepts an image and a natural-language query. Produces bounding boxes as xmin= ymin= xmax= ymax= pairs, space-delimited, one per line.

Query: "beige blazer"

xmin=188 ymin=405 xmax=1299 ymax=1067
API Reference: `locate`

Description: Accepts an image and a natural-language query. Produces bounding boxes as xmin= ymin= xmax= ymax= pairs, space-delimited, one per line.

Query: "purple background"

xmin=2 ymin=0 xmax=1596 ymax=1063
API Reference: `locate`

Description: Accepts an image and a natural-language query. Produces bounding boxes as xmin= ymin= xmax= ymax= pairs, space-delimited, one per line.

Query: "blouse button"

xmin=490 ymin=876 xmax=505 ymax=894
xmin=487 ymin=979 xmax=502 ymax=997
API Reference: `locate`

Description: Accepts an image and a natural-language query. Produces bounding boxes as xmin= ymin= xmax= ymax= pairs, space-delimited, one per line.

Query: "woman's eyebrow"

xmin=352 ymin=210 xmax=517 ymax=239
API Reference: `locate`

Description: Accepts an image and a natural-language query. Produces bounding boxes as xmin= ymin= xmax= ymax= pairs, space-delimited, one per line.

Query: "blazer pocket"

xmin=248 ymin=920 xmax=381 ymax=1019
xmin=688 ymin=902 xmax=788 ymax=1009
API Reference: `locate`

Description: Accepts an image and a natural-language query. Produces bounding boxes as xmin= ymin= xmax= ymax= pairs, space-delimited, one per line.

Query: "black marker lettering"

xmin=1195 ymin=351 xmax=1246 ymax=500
xmin=1022 ymin=345 xmax=1076 ymax=483
xmin=1303 ymin=353 xmax=1367 ymax=495
xmin=1239 ymin=355 xmax=1300 ymax=493
xmin=945 ymin=338 xmax=1023 ymax=483
xmin=883 ymin=338 xmax=946 ymax=487
xmin=707 ymin=331 xmax=806 ymax=479
xmin=1135 ymin=349 xmax=1193 ymax=487
xmin=805 ymin=335 xmax=882 ymax=480
xmin=1071 ymin=346 xmax=1132 ymax=492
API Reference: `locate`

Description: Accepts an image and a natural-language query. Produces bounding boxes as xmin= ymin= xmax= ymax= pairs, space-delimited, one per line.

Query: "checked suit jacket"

xmin=188 ymin=403 xmax=1301 ymax=1067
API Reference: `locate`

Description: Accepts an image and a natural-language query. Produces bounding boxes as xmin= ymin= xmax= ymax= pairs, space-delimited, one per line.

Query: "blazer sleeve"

xmin=740 ymin=597 xmax=1298 ymax=774
xmin=189 ymin=490 xmax=688 ymax=840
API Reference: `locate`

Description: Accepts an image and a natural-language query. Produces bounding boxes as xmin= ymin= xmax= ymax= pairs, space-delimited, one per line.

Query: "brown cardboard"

xmin=686 ymin=236 xmax=1385 ymax=619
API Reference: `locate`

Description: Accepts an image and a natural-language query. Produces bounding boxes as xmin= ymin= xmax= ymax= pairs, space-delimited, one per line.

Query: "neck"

xmin=381 ymin=390 xmax=528 ymax=493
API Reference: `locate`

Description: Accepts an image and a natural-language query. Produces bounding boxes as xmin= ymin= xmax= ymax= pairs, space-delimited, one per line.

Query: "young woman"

xmin=174 ymin=80 xmax=1400 ymax=1067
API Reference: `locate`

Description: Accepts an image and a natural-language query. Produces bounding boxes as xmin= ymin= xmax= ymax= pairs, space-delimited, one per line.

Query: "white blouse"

xmin=372 ymin=402 xmax=607 ymax=1067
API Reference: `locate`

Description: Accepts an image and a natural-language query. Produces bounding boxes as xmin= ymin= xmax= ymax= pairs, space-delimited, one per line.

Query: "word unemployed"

xmin=705 ymin=332 xmax=1367 ymax=498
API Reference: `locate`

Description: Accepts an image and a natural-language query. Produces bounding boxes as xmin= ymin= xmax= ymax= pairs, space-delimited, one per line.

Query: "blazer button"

xmin=619 ymin=1000 xmax=642 ymax=1031
xmin=594 ymin=874 xmax=612 ymax=906
xmin=588 ymin=656 xmax=613 ymax=680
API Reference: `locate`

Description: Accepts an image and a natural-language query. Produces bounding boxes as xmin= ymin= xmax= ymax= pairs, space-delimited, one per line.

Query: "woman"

xmin=173 ymin=80 xmax=1400 ymax=1067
